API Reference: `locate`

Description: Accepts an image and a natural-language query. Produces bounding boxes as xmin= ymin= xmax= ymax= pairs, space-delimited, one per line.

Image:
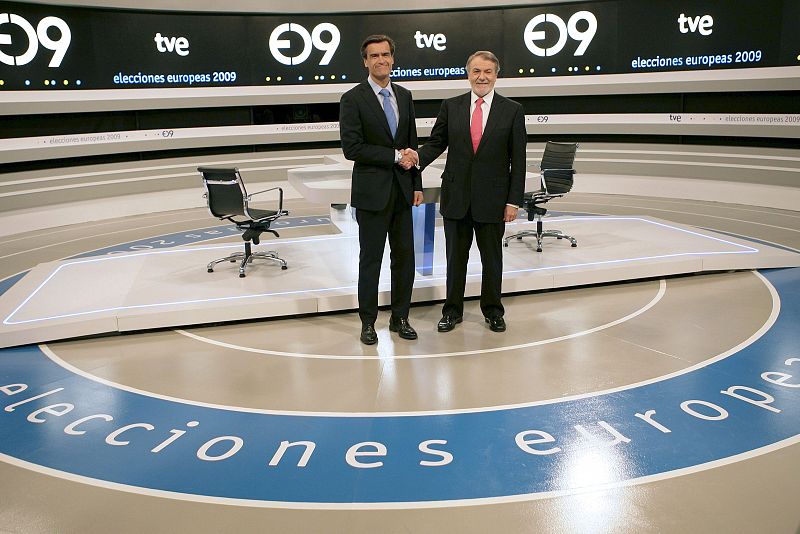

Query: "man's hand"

xmin=413 ymin=191 xmax=424 ymax=206
xmin=399 ymin=148 xmax=419 ymax=170
xmin=503 ymin=205 xmax=519 ymax=223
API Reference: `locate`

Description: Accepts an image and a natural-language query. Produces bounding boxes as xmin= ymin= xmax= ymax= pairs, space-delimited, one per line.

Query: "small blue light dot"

xmin=551 ymin=67 xmax=556 ymax=73
xmin=342 ymin=74 xmax=347 ymax=80
xmin=596 ymin=66 xmax=601 ymax=71
xmin=298 ymin=76 xmax=304 ymax=81
xmin=25 ymin=80 xmax=31 ymax=86
xmin=51 ymin=80 xmax=56 ymax=85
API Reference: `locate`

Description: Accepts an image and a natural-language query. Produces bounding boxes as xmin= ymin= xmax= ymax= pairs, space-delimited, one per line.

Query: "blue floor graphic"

xmin=0 ymin=267 xmax=796 ymax=506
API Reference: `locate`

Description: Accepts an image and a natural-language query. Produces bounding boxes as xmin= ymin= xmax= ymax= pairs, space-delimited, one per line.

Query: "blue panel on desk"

xmin=413 ymin=203 xmax=436 ymax=276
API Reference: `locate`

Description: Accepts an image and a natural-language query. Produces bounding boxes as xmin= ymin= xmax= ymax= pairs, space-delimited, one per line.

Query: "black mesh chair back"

xmin=540 ymin=141 xmax=578 ymax=195
xmin=199 ymin=167 xmax=248 ymax=219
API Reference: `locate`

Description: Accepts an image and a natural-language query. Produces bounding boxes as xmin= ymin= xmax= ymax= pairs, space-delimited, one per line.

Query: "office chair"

xmin=504 ymin=141 xmax=578 ymax=252
xmin=198 ymin=167 xmax=288 ymax=277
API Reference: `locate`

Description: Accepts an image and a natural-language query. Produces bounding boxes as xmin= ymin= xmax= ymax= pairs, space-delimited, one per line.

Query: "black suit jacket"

xmin=339 ymin=80 xmax=421 ymax=211
xmin=418 ymin=92 xmax=527 ymax=223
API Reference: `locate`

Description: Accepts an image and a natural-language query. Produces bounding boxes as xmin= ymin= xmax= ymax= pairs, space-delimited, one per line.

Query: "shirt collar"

xmin=368 ymin=76 xmax=392 ymax=96
xmin=471 ymin=90 xmax=494 ymax=107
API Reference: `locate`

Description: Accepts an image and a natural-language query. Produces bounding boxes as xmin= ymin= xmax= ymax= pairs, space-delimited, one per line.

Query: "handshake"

xmin=397 ymin=148 xmax=419 ymax=170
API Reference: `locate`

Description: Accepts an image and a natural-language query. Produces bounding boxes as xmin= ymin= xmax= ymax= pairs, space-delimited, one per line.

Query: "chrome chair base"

xmin=504 ymin=228 xmax=578 ymax=253
xmin=207 ymin=249 xmax=288 ymax=278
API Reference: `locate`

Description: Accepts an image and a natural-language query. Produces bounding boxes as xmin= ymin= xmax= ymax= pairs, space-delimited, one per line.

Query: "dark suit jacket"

xmin=417 ymin=92 xmax=527 ymax=223
xmin=339 ymin=80 xmax=421 ymax=211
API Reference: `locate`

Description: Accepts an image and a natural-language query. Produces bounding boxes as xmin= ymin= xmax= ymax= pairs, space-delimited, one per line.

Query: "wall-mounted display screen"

xmin=0 ymin=0 xmax=798 ymax=91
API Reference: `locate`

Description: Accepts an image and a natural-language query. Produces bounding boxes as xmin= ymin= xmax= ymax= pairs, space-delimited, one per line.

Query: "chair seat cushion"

xmin=249 ymin=208 xmax=278 ymax=220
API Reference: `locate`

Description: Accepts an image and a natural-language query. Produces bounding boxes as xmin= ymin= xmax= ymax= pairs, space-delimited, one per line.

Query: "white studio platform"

xmin=1 ymin=213 xmax=798 ymax=348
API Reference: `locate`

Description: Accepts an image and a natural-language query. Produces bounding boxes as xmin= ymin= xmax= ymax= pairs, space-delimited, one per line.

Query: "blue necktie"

xmin=379 ymin=88 xmax=397 ymax=138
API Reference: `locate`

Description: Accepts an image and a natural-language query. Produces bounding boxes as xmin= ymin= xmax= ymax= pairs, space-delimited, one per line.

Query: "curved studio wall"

xmin=0 ymin=0 xmax=798 ymax=213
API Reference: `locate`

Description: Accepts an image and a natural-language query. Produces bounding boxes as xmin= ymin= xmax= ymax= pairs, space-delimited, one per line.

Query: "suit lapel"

xmin=475 ymin=94 xmax=504 ymax=155
xmin=461 ymin=92 xmax=475 ymax=154
xmin=394 ymin=84 xmax=407 ymax=142
xmin=358 ymin=82 xmax=394 ymax=139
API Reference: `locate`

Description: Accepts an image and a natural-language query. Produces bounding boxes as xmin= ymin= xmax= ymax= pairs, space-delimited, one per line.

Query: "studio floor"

xmin=1 ymin=191 xmax=799 ymax=533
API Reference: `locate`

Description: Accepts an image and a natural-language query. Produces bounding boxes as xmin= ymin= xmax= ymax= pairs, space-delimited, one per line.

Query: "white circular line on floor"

xmin=38 ymin=272 xmax=779 ymax=417
xmin=174 ymin=279 xmax=667 ymax=360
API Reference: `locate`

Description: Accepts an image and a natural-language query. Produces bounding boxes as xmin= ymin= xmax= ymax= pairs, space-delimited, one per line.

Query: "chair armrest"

xmin=243 ymin=186 xmax=287 ymax=222
xmin=249 ymin=185 xmax=283 ymax=197
xmin=248 ymin=185 xmax=284 ymax=198
xmin=247 ymin=186 xmax=284 ymax=209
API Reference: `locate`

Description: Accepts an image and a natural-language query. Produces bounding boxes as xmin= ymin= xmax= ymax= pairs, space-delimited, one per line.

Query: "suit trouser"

xmin=442 ymin=208 xmax=505 ymax=319
xmin=355 ymin=181 xmax=415 ymax=325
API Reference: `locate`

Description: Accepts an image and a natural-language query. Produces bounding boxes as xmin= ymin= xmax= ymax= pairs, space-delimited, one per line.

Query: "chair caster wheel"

xmin=503 ymin=242 xmax=508 ymax=247
xmin=516 ymin=236 xmax=522 ymax=241
xmin=536 ymin=247 xmax=542 ymax=252
xmin=239 ymin=273 xmax=246 ymax=278
xmin=207 ymin=268 xmax=213 ymax=273
xmin=556 ymin=236 xmax=562 ymax=240
xmin=571 ymin=243 xmax=577 ymax=247
xmin=281 ymin=265 xmax=288 ymax=270
xmin=230 ymin=259 xmax=236 ymax=263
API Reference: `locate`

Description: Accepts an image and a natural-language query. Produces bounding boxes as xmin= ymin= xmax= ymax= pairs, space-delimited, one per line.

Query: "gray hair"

xmin=466 ymin=51 xmax=500 ymax=74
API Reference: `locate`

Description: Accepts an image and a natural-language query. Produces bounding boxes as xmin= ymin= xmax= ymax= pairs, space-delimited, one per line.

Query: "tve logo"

xmin=414 ymin=30 xmax=446 ymax=51
xmin=678 ymin=13 xmax=714 ymax=36
xmin=0 ymin=13 xmax=71 ymax=67
xmin=268 ymin=23 xmax=340 ymax=66
xmin=523 ymin=11 xmax=597 ymax=57
xmin=154 ymin=32 xmax=189 ymax=56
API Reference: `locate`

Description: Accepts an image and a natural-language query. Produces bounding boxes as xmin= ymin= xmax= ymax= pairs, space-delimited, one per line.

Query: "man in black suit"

xmin=339 ymin=35 xmax=423 ymax=345
xmin=413 ymin=51 xmax=527 ymax=333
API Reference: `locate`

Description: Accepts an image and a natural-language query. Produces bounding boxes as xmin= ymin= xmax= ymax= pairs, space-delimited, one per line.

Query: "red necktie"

xmin=470 ymin=97 xmax=484 ymax=153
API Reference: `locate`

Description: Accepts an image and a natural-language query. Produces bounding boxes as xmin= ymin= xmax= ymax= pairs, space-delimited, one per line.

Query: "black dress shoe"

xmin=360 ymin=323 xmax=378 ymax=345
xmin=389 ymin=316 xmax=418 ymax=340
xmin=485 ymin=316 xmax=506 ymax=332
xmin=437 ymin=314 xmax=463 ymax=332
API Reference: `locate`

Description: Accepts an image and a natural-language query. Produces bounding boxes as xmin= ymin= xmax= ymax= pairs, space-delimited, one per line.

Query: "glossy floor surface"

xmin=1 ymin=192 xmax=799 ymax=533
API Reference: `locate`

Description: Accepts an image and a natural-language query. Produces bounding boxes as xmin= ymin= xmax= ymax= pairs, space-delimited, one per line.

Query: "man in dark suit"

xmin=413 ymin=51 xmax=527 ymax=333
xmin=339 ymin=35 xmax=423 ymax=345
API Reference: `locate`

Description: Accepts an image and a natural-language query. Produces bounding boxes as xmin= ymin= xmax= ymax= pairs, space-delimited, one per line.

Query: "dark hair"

xmin=360 ymin=35 xmax=395 ymax=59
xmin=466 ymin=50 xmax=500 ymax=74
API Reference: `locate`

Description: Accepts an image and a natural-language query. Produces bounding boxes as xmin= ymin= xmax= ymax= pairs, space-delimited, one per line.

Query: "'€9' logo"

xmin=0 ymin=13 xmax=71 ymax=67
xmin=268 ymin=22 xmax=340 ymax=66
xmin=523 ymin=11 xmax=597 ymax=57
